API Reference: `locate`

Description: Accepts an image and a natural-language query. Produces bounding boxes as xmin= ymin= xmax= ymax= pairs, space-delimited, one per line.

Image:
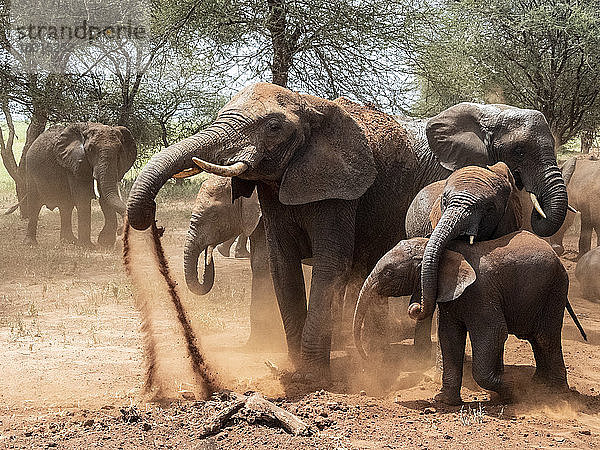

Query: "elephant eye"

xmin=267 ymin=119 xmax=282 ymax=133
xmin=513 ymin=147 xmax=526 ymax=159
xmin=382 ymin=268 xmax=394 ymax=279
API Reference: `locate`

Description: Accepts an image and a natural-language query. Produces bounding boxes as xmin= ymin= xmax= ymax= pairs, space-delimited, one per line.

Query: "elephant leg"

xmin=75 ymin=197 xmax=93 ymax=248
xmin=436 ymin=311 xmax=466 ymax=405
xmin=217 ymin=237 xmax=236 ymax=257
xmin=301 ymin=209 xmax=355 ymax=377
xmin=59 ymin=205 xmax=76 ymax=243
xmin=246 ymin=219 xmax=284 ymax=350
xmin=98 ymin=196 xmax=118 ymax=248
xmin=234 ymin=234 xmax=251 ymax=258
xmin=25 ymin=197 xmax=43 ymax=245
xmin=303 ymin=263 xmax=350 ymax=377
xmin=470 ymin=323 xmax=511 ymax=402
xmin=337 ymin=274 xmax=363 ymax=350
xmin=579 ymin=213 xmax=593 ymax=256
xmin=531 ymin=332 xmax=567 ymax=388
xmin=264 ymin=227 xmax=307 ymax=368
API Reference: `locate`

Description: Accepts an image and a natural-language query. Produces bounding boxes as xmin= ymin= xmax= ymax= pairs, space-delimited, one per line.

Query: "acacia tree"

xmin=191 ymin=0 xmax=412 ymax=109
xmin=411 ymin=0 xmax=600 ymax=147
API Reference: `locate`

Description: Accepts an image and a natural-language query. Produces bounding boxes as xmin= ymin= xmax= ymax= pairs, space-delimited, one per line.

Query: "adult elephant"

xmin=184 ymin=174 xmax=283 ymax=348
xmin=24 ymin=123 xmax=137 ymax=247
xmin=126 ymin=83 xmax=567 ymax=378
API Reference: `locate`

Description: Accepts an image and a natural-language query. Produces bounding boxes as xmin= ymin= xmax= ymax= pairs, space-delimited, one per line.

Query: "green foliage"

xmin=411 ymin=0 xmax=600 ymax=145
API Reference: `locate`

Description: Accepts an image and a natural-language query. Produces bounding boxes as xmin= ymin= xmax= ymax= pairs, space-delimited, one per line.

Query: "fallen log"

xmin=200 ymin=391 xmax=313 ymax=437
xmin=244 ymin=393 xmax=312 ymax=436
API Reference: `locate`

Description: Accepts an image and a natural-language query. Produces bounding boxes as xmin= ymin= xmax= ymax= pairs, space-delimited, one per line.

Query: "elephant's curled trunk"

xmin=353 ymin=272 xmax=387 ymax=360
xmin=529 ymin=164 xmax=568 ymax=237
xmin=409 ymin=208 xmax=467 ymax=321
xmin=184 ymin=228 xmax=215 ymax=295
xmin=127 ymin=116 xmax=249 ymax=231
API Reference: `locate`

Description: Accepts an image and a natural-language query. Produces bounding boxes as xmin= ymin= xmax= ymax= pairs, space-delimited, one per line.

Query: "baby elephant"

xmin=354 ymin=231 xmax=586 ymax=405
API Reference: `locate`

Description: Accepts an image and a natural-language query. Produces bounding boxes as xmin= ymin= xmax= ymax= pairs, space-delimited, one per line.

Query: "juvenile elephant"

xmin=575 ymin=246 xmax=600 ymax=301
xmin=127 ymin=83 xmax=567 ymax=378
xmin=24 ymin=123 xmax=137 ymax=247
xmin=547 ymin=157 xmax=598 ymax=256
xmin=184 ymin=175 xmax=283 ymax=347
xmin=404 ymin=162 xmax=523 ymax=351
xmin=354 ymin=232 xmax=587 ymax=405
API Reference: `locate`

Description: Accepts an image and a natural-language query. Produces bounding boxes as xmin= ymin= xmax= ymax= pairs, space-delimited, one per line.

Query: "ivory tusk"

xmin=93 ymin=179 xmax=100 ymax=199
xmin=173 ymin=167 xmax=202 ymax=179
xmin=568 ymin=204 xmax=578 ymax=214
xmin=206 ymin=245 xmax=214 ymax=265
xmin=469 ymin=235 xmax=475 ymax=245
xmin=192 ymin=157 xmax=248 ymax=177
xmin=530 ymin=193 xmax=547 ymax=219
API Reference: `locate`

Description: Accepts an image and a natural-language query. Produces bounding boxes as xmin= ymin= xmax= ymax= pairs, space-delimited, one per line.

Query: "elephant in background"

xmin=184 ymin=175 xmax=283 ymax=347
xmin=575 ymin=246 xmax=600 ymax=302
xmin=24 ymin=123 xmax=137 ymax=247
xmin=127 ymin=83 xmax=567 ymax=378
xmin=547 ymin=157 xmax=598 ymax=256
xmin=355 ymin=232 xmax=586 ymax=405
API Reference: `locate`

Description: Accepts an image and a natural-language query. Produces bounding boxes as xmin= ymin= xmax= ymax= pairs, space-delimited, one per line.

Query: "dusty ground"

xmin=0 ymin=191 xmax=599 ymax=449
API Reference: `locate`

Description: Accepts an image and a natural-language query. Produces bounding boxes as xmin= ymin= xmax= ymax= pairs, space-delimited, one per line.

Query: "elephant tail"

xmin=566 ymin=299 xmax=587 ymax=341
xmin=4 ymin=193 xmax=27 ymax=215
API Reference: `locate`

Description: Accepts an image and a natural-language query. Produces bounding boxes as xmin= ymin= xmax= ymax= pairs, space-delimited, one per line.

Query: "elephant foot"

xmin=434 ymin=390 xmax=462 ymax=406
xmin=23 ymin=236 xmax=38 ymax=246
xmin=98 ymin=230 xmax=117 ymax=249
xmin=290 ymin=367 xmax=331 ymax=386
xmin=288 ymin=357 xmax=331 ymax=386
xmin=60 ymin=233 xmax=77 ymax=244
xmin=76 ymin=239 xmax=96 ymax=250
xmin=234 ymin=248 xmax=251 ymax=259
xmin=491 ymin=383 xmax=514 ymax=404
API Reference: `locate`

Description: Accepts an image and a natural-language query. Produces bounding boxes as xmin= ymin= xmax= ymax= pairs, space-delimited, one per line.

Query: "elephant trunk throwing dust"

xmin=122 ymin=220 xmax=221 ymax=400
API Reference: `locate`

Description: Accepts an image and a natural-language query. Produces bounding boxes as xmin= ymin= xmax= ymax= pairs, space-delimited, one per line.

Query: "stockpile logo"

xmin=7 ymin=0 xmax=150 ymax=73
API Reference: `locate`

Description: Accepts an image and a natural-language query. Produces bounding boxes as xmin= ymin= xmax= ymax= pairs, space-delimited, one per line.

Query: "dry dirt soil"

xmin=1 ymin=195 xmax=599 ymax=449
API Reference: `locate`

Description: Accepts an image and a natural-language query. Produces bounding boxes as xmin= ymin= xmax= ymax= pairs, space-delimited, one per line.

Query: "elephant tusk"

xmin=173 ymin=167 xmax=203 ymax=179
xmin=530 ymin=193 xmax=547 ymax=219
xmin=206 ymin=245 xmax=214 ymax=265
xmin=93 ymin=179 xmax=100 ymax=199
xmin=568 ymin=204 xmax=578 ymax=214
xmin=192 ymin=158 xmax=248 ymax=177
xmin=469 ymin=235 xmax=475 ymax=245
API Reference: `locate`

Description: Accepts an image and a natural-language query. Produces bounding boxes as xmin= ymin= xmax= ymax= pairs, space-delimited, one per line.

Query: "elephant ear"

xmin=54 ymin=123 xmax=91 ymax=179
xmin=114 ymin=126 xmax=137 ymax=177
xmin=487 ymin=162 xmax=523 ymax=234
xmin=240 ymin=189 xmax=262 ymax=236
xmin=560 ymin=157 xmax=577 ymax=185
xmin=278 ymin=95 xmax=377 ymax=205
xmin=426 ymin=103 xmax=500 ymax=170
xmin=429 ymin=195 xmax=442 ymax=230
xmin=437 ymin=249 xmax=476 ymax=303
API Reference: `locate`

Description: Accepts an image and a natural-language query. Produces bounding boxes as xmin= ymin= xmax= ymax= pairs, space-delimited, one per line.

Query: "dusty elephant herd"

xmin=14 ymin=82 xmax=600 ymax=405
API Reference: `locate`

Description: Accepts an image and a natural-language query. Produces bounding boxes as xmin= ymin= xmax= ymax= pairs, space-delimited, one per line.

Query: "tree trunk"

xmin=267 ymin=0 xmax=300 ymax=88
xmin=0 ymin=100 xmax=20 ymax=186
xmin=581 ymin=129 xmax=595 ymax=154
